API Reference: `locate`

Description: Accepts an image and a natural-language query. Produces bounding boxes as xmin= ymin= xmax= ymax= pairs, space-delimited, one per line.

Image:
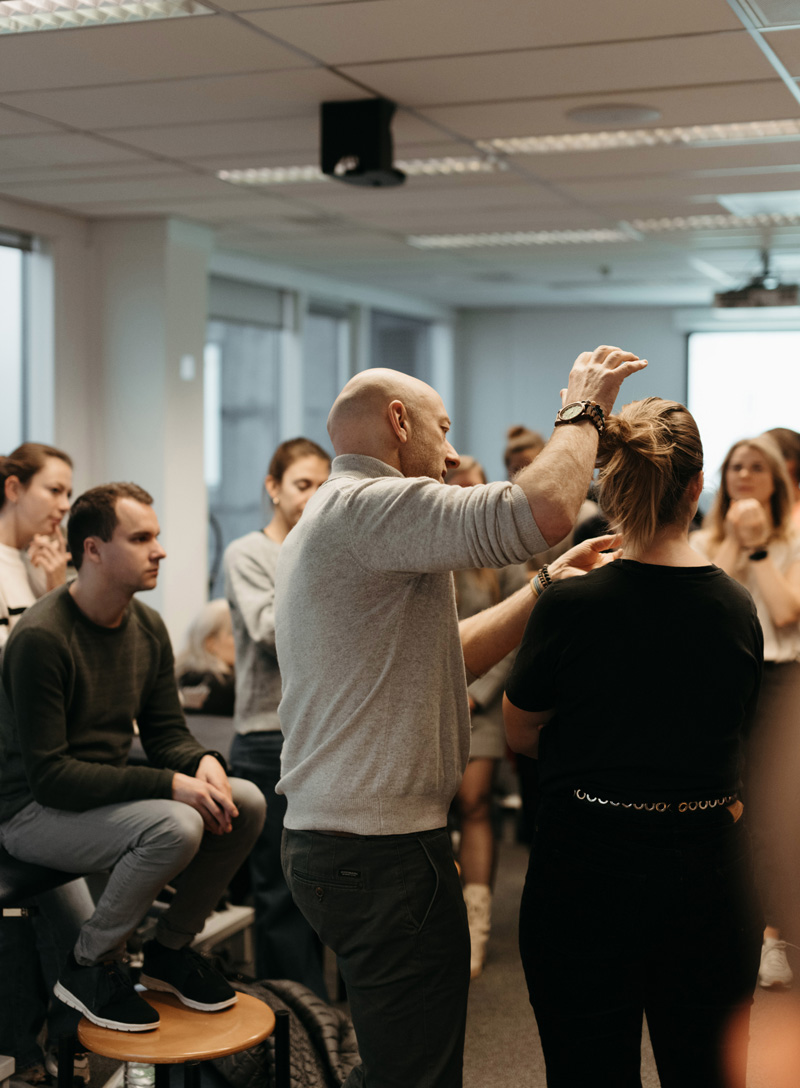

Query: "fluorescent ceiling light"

xmin=218 ymin=119 xmax=800 ymax=188
xmin=0 ymin=0 xmax=213 ymax=34
xmin=407 ymin=228 xmax=631 ymax=250
xmin=480 ymin=119 xmax=800 ymax=155
xmin=631 ymin=212 xmax=800 ymax=232
xmin=218 ymin=156 xmax=501 ymax=186
xmin=408 ymin=212 xmax=800 ymax=250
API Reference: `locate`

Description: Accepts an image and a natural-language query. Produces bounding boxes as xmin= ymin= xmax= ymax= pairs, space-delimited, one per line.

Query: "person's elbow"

xmin=534 ymin=506 xmax=575 ymax=549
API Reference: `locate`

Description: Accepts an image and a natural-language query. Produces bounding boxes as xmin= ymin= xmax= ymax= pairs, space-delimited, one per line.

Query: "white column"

xmin=87 ymin=217 xmax=213 ymax=644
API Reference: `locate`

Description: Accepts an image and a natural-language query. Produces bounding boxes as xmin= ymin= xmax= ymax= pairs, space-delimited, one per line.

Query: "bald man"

xmin=275 ymin=347 xmax=646 ymax=1088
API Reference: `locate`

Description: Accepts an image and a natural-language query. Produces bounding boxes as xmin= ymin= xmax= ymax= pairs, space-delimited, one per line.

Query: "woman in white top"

xmin=692 ymin=434 xmax=800 ymax=992
xmin=0 ymin=443 xmax=94 ymax=1085
xmin=0 ymin=443 xmax=73 ymax=649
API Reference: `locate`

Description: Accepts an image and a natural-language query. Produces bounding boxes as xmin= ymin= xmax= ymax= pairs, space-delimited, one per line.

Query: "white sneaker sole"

xmin=54 ymin=982 xmax=159 ymax=1032
xmin=758 ymin=976 xmax=793 ymax=990
xmin=138 ymin=974 xmax=237 ymax=1012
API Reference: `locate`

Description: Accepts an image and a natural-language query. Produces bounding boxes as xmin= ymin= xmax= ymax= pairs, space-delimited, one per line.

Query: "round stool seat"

xmin=78 ymin=991 xmax=275 ymax=1064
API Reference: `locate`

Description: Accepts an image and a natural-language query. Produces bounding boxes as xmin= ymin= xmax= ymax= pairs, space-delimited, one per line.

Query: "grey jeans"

xmin=0 ymin=778 xmax=265 ymax=965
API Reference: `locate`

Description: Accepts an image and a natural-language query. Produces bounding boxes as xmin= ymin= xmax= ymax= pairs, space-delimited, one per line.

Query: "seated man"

xmin=0 ymin=483 xmax=266 ymax=1032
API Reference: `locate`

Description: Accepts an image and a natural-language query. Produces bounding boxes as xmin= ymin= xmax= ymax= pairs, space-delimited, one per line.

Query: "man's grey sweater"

xmin=274 ymin=455 xmax=547 ymax=835
xmin=224 ymin=531 xmax=282 ymax=734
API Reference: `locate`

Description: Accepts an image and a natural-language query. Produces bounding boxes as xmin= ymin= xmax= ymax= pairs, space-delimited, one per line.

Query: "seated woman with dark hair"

xmin=504 ymin=398 xmax=764 ymax=1088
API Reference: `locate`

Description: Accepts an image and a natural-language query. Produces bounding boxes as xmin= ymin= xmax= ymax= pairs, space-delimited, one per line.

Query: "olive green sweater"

xmin=0 ymin=585 xmax=209 ymax=822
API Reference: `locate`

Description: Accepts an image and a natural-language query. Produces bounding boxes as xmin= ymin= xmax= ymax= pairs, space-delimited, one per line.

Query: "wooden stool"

xmin=69 ymin=991 xmax=289 ymax=1088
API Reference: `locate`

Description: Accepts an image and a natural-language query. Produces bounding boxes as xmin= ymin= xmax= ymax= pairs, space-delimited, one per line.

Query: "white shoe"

xmin=463 ymin=883 xmax=491 ymax=979
xmin=758 ymin=937 xmax=794 ymax=990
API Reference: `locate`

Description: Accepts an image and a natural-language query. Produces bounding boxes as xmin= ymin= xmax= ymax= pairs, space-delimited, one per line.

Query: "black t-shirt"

xmin=505 ymin=559 xmax=764 ymax=801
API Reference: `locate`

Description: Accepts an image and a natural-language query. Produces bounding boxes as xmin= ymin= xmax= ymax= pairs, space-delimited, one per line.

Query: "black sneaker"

xmin=139 ymin=941 xmax=237 ymax=1012
xmin=54 ymin=953 xmax=160 ymax=1032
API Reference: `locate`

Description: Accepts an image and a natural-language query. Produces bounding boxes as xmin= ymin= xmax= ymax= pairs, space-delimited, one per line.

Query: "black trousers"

xmin=519 ymin=795 xmax=762 ymax=1088
xmin=282 ymin=826 xmax=470 ymax=1088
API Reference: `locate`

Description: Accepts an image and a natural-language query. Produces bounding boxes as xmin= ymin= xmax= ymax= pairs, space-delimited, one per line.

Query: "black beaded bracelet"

xmin=538 ymin=564 xmax=552 ymax=588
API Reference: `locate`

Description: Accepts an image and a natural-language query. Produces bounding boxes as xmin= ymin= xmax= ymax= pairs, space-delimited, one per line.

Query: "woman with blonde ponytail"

xmin=504 ymin=398 xmax=763 ymax=1088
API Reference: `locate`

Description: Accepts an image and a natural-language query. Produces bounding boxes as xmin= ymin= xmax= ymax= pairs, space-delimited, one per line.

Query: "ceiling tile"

xmin=506 ymin=140 xmax=800 ymax=183
xmin=0 ymin=172 xmax=236 ymax=204
xmin=65 ymin=194 xmax=290 ymax=219
xmin=760 ymin=26 xmax=800 ymax=74
xmin=0 ymin=17 xmax=313 ymax=95
xmin=338 ymin=32 xmax=774 ymax=107
xmin=0 ymin=68 xmax=361 ymax=129
xmin=420 ymin=81 xmax=796 ymax=138
xmin=0 ymin=106 xmax=58 ymax=137
xmin=97 ymin=110 xmax=444 ymax=162
xmin=211 ymin=0 xmax=380 ymax=12
xmin=242 ymin=0 xmax=743 ymax=66
xmin=0 ymin=161 xmax=184 ymax=184
xmin=0 ymin=132 xmax=146 ymax=169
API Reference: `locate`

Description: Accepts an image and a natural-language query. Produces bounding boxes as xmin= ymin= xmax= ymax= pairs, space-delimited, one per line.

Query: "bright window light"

xmin=687 ymin=330 xmax=800 ymax=504
xmin=0 ymin=246 xmax=23 ymax=450
xmin=203 ymin=342 xmax=222 ymax=490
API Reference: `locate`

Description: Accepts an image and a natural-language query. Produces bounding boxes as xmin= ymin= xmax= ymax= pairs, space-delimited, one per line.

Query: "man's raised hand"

xmin=563 ymin=345 xmax=647 ymax=418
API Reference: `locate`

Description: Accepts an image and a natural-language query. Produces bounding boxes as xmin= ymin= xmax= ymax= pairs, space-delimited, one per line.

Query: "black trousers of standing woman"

xmin=519 ymin=794 xmax=762 ymax=1088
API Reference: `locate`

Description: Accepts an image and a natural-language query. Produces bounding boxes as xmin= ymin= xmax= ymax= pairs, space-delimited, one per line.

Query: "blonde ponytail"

xmin=597 ymin=398 xmax=703 ymax=553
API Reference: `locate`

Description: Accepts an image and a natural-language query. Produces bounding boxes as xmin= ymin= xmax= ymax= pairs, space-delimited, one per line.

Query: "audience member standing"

xmin=764 ymin=427 xmax=800 ymax=529
xmin=505 ymin=399 xmax=763 ymax=1088
xmin=692 ymin=434 xmax=800 ymax=990
xmin=447 ymin=456 xmax=527 ymax=978
xmin=0 ymin=444 xmax=94 ymax=1084
xmin=224 ymin=438 xmax=331 ymax=998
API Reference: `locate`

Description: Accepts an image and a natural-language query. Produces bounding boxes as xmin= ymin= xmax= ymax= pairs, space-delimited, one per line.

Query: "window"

xmin=205 ymin=319 xmax=282 ymax=598
xmin=0 ymin=239 xmax=26 ymax=451
xmin=370 ymin=310 xmax=432 ymax=381
xmin=687 ymin=331 xmax=800 ymax=497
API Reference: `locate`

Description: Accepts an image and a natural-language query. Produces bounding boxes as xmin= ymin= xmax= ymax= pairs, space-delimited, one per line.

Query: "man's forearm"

xmin=459 ymin=583 xmax=535 ymax=679
xmin=514 ymin=423 xmax=598 ymax=547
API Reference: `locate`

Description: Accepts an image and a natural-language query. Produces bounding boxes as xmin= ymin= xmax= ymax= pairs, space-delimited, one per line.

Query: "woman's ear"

xmin=264 ymin=475 xmax=280 ymax=503
xmin=4 ymin=475 xmax=22 ymax=505
xmin=688 ymin=470 xmax=704 ymax=505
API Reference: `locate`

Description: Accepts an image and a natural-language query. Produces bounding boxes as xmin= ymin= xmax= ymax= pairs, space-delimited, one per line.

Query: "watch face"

xmin=560 ymin=402 xmax=585 ymax=420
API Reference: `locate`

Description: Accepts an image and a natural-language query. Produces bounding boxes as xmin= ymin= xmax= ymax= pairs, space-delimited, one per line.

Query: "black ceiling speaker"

xmin=320 ymin=98 xmax=406 ymax=188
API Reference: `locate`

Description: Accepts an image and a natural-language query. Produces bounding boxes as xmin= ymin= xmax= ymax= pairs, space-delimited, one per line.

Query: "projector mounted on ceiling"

xmin=320 ymin=98 xmax=406 ymax=188
xmin=714 ymin=249 xmax=798 ymax=308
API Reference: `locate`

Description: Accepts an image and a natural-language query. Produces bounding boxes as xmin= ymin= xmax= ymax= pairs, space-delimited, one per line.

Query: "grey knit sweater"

xmin=224 ymin=530 xmax=282 ymax=734
xmin=274 ymin=455 xmax=547 ymax=835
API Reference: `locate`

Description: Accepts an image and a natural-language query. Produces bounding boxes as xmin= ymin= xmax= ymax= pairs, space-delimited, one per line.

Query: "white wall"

xmin=454 ymin=307 xmax=688 ymax=482
xmin=87 ymin=218 xmax=213 ymax=639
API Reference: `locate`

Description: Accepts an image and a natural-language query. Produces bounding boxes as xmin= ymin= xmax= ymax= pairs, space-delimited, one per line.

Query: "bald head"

xmin=327 ymin=368 xmax=459 ymax=481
